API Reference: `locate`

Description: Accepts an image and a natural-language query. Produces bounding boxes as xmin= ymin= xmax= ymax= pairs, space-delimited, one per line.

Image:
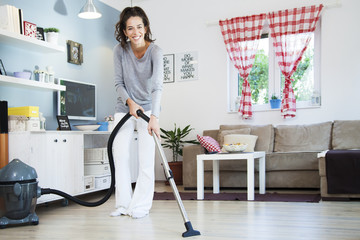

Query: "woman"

xmin=110 ymin=6 xmax=163 ymax=219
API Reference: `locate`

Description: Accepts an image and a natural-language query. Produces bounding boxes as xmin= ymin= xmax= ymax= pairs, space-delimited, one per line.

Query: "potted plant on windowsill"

xmin=44 ymin=28 xmax=60 ymax=45
xmin=270 ymin=94 xmax=281 ymax=109
xmin=160 ymin=124 xmax=199 ymax=185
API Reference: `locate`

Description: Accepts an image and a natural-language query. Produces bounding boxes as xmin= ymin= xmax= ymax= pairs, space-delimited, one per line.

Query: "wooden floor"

xmin=1 ymin=182 xmax=360 ymax=240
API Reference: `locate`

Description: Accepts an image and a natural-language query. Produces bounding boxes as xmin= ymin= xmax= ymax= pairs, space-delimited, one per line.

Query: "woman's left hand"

xmin=148 ymin=115 xmax=160 ymax=138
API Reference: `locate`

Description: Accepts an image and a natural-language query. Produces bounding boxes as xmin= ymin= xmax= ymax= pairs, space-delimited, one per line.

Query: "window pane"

xmin=281 ymin=36 xmax=314 ymax=101
xmin=238 ymin=37 xmax=269 ymax=104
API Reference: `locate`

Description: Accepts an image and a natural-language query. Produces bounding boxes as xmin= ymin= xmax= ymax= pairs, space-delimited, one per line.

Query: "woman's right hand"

xmin=126 ymin=98 xmax=144 ymax=119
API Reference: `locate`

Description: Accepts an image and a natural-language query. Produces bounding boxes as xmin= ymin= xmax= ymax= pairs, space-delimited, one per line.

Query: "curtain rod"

xmin=205 ymin=0 xmax=341 ymax=27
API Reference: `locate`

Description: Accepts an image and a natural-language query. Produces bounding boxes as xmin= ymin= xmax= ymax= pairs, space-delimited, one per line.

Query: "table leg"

xmin=259 ymin=155 xmax=266 ymax=194
xmin=213 ymin=160 xmax=220 ymax=194
xmin=247 ymin=156 xmax=255 ymax=201
xmin=197 ymin=157 xmax=204 ymax=200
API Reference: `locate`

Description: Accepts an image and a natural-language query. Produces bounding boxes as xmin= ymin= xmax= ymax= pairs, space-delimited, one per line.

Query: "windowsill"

xmin=228 ymin=103 xmax=321 ymax=113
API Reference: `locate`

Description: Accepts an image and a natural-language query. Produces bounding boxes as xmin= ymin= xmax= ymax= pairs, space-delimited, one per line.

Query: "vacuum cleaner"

xmin=0 ymin=110 xmax=200 ymax=237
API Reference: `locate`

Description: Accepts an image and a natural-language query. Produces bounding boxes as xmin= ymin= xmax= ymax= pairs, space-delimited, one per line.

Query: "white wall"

xmin=103 ymin=0 xmax=360 ymax=180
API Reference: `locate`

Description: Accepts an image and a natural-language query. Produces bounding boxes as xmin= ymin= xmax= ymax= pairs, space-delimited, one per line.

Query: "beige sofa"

xmin=183 ymin=121 xmax=335 ymax=190
xmin=318 ymin=120 xmax=360 ymax=199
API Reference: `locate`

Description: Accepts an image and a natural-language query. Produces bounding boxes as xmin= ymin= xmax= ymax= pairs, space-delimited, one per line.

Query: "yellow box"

xmin=8 ymin=106 xmax=39 ymax=118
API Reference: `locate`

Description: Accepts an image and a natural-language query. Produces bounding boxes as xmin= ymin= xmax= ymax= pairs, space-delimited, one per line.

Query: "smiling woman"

xmin=111 ymin=6 xmax=164 ymax=219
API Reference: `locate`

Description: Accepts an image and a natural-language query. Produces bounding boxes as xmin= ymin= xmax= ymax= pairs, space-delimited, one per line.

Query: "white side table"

xmin=196 ymin=151 xmax=266 ymax=201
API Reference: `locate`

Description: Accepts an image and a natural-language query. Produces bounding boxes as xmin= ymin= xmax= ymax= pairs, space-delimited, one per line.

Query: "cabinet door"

xmin=45 ymin=133 xmax=84 ymax=196
xmin=8 ymin=132 xmax=31 ymax=164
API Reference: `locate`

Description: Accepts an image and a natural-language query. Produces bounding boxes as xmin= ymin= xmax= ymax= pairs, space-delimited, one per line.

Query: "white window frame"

xmin=227 ymin=19 xmax=321 ymax=113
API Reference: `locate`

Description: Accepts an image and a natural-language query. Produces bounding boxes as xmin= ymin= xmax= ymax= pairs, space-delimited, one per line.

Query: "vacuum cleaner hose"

xmin=41 ymin=113 xmax=132 ymax=207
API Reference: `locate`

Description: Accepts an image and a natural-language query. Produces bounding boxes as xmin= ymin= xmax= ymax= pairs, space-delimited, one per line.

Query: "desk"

xmin=197 ymin=151 xmax=266 ymax=201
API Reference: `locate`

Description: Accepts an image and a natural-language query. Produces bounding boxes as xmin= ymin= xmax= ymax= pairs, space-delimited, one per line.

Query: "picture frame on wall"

xmin=56 ymin=115 xmax=71 ymax=130
xmin=163 ymin=54 xmax=175 ymax=83
xmin=67 ymin=40 xmax=83 ymax=65
xmin=0 ymin=59 xmax=6 ymax=75
xmin=175 ymin=51 xmax=198 ymax=82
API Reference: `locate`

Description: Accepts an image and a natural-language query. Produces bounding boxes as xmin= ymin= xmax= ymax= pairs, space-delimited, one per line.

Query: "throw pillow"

xmin=218 ymin=128 xmax=251 ymax=147
xmin=223 ymin=134 xmax=258 ymax=152
xmin=197 ymin=135 xmax=221 ymax=153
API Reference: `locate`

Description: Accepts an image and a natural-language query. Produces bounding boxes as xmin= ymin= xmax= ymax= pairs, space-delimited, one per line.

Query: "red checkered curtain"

xmin=219 ymin=14 xmax=266 ymax=119
xmin=268 ymin=4 xmax=323 ymax=118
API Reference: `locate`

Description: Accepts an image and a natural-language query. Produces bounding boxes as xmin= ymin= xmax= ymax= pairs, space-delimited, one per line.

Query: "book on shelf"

xmin=0 ymin=4 xmax=24 ymax=35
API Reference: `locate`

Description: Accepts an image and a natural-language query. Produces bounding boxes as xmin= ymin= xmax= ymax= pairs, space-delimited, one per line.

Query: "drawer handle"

xmin=54 ymin=139 xmax=58 ymax=143
xmin=63 ymin=139 xmax=67 ymax=143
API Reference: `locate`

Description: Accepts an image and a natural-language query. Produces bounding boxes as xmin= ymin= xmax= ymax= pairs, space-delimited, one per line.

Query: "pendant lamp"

xmin=78 ymin=0 xmax=102 ymax=19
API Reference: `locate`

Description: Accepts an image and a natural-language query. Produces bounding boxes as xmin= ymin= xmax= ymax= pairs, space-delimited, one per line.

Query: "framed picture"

xmin=23 ymin=21 xmax=37 ymax=38
xmin=67 ymin=40 xmax=83 ymax=65
xmin=163 ymin=54 xmax=174 ymax=83
xmin=36 ymin=27 xmax=45 ymax=41
xmin=0 ymin=59 xmax=6 ymax=75
xmin=56 ymin=115 xmax=71 ymax=130
xmin=175 ymin=51 xmax=198 ymax=82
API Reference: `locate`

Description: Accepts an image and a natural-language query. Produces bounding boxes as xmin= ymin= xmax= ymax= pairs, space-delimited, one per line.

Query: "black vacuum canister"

xmin=0 ymin=159 xmax=41 ymax=228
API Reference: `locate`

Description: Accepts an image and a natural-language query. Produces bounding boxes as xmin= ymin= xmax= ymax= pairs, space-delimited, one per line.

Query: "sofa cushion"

xmin=266 ymin=152 xmax=319 ymax=171
xmin=218 ymin=128 xmax=251 ymax=147
xmin=219 ymin=124 xmax=274 ymax=153
xmin=197 ymin=135 xmax=221 ymax=153
xmin=274 ymin=122 xmax=332 ymax=152
xmin=223 ymin=134 xmax=258 ymax=152
xmin=332 ymin=120 xmax=360 ymax=150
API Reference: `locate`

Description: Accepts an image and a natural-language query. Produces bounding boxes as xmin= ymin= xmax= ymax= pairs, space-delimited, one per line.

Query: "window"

xmin=228 ymin=21 xmax=321 ymax=112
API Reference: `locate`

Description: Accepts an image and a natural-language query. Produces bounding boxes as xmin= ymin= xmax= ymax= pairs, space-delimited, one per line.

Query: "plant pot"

xmin=165 ymin=161 xmax=183 ymax=185
xmin=46 ymin=32 xmax=59 ymax=45
xmin=270 ymin=99 xmax=281 ymax=109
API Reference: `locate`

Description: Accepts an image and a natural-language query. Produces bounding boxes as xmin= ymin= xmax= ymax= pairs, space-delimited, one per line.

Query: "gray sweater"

xmin=113 ymin=42 xmax=163 ymax=117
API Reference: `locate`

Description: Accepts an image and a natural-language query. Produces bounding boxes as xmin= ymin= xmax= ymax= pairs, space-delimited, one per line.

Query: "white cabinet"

xmin=8 ymin=131 xmax=108 ymax=204
xmin=9 ymin=131 xmax=139 ymax=205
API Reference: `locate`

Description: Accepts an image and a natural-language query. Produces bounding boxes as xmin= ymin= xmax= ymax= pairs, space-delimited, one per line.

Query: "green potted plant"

xmin=160 ymin=124 xmax=199 ymax=184
xmin=44 ymin=28 xmax=60 ymax=45
xmin=270 ymin=94 xmax=281 ymax=109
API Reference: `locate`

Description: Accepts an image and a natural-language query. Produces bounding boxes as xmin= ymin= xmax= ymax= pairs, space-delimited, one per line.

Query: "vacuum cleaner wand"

xmin=136 ymin=110 xmax=200 ymax=238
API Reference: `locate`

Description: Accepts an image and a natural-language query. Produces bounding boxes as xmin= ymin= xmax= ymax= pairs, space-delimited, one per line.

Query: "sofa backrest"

xmin=218 ymin=124 xmax=274 ymax=153
xmin=332 ymin=120 xmax=360 ymax=150
xmin=274 ymin=121 xmax=332 ymax=152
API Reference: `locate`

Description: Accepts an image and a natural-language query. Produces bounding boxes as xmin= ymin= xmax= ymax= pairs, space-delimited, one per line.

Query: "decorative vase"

xmin=270 ymin=99 xmax=281 ymax=109
xmin=46 ymin=32 xmax=59 ymax=45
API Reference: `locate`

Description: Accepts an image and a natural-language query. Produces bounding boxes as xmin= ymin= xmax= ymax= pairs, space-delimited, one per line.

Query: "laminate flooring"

xmin=1 ymin=182 xmax=360 ymax=240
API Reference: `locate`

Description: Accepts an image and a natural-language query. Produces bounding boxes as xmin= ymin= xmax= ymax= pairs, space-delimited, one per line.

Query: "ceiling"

xmin=99 ymin=0 xmax=148 ymax=11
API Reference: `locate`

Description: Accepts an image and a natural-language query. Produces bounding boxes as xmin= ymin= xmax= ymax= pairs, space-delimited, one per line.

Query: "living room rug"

xmin=153 ymin=192 xmax=321 ymax=203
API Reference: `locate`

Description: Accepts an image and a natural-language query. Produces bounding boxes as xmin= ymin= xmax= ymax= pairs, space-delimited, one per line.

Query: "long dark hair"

xmin=115 ymin=6 xmax=154 ymax=48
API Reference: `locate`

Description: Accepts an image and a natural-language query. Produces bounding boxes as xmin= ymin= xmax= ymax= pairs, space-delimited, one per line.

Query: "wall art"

xmin=67 ymin=40 xmax=83 ymax=65
xmin=175 ymin=51 xmax=198 ymax=82
xmin=163 ymin=54 xmax=174 ymax=83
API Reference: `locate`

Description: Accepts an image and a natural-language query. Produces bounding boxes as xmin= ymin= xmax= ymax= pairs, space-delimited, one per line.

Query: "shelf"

xmin=0 ymin=75 xmax=65 ymax=91
xmin=0 ymin=29 xmax=65 ymax=53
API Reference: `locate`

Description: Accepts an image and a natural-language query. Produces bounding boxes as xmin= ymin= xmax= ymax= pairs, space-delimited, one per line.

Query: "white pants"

xmin=112 ymin=111 xmax=155 ymax=215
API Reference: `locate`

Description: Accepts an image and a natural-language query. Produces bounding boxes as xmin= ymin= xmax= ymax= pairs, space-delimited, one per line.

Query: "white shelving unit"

xmin=0 ymin=29 xmax=65 ymax=53
xmin=0 ymin=29 xmax=66 ymax=91
xmin=0 ymin=75 xmax=65 ymax=91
